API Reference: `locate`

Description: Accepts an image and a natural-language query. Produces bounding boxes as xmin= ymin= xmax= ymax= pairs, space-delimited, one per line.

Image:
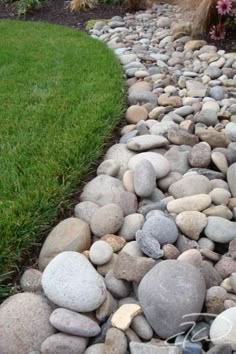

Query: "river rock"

xmin=168 ymin=175 xmax=211 ymax=198
xmin=133 ymin=159 xmax=156 ymax=197
xmin=128 ymin=90 xmax=158 ymax=106
xmin=227 ymin=163 xmax=236 ymax=197
xmin=114 ymin=251 xmax=156 ymax=282
xmin=167 ymin=194 xmax=212 ymax=213
xmin=104 ymin=144 xmax=136 ymax=178
xmin=104 ymin=327 xmax=127 ymax=354
xmin=41 ymin=333 xmax=88 ymax=354
xmin=138 ymin=260 xmax=206 ymax=338
xmin=210 ymin=307 xmax=236 ymax=350
xmin=0 ymin=293 xmax=55 ymax=354
xmin=74 ymin=201 xmax=100 ymax=224
xmin=226 ymin=122 xmax=236 ymax=142
xmin=127 ymin=135 xmax=169 ymax=152
xmin=90 ymin=204 xmax=124 ymax=237
xmin=42 ymin=251 xmax=106 ymax=312
xmin=39 ymin=218 xmax=91 ymax=271
xmin=204 ymin=217 xmax=236 ymax=243
xmin=89 ymin=240 xmax=113 ymax=265
xmin=125 ymin=105 xmax=148 ymax=124
xmin=118 ymin=213 xmax=145 ymax=241
xmin=128 ymin=152 xmax=170 ymax=179
xmin=50 ymin=308 xmax=101 ymax=337
xmin=176 ymin=211 xmax=207 ymax=240
xmin=188 ymin=142 xmax=211 ymax=168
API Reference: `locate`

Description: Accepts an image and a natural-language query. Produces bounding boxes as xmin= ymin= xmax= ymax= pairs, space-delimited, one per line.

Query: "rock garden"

xmin=0 ymin=0 xmax=236 ymax=353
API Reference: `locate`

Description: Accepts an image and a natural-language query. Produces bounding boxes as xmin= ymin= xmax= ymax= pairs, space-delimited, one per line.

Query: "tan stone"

xmin=158 ymin=94 xmax=182 ymax=107
xmin=125 ymin=105 xmax=148 ymax=124
xmin=128 ymin=81 xmax=152 ymax=94
xmin=111 ymin=304 xmax=142 ymax=331
xmin=167 ymin=194 xmax=211 ymax=214
xmin=101 ymin=234 xmax=126 ymax=252
xmin=184 ymin=40 xmax=207 ymax=50
xmin=176 ymin=211 xmax=207 ymax=240
xmin=39 ymin=218 xmax=91 ymax=271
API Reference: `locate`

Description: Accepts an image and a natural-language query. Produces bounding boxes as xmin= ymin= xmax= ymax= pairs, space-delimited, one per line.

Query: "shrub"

xmin=70 ymin=0 xmax=97 ymax=11
xmin=16 ymin=0 xmax=44 ymax=17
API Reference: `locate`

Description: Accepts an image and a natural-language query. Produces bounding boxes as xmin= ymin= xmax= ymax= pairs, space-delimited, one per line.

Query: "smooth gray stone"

xmin=134 ymin=159 xmax=156 ymax=197
xmin=130 ymin=342 xmax=180 ymax=354
xmin=165 ymin=145 xmax=191 ymax=174
xmin=120 ymin=130 xmax=138 ymax=144
xmin=138 ymin=260 xmax=206 ymax=338
xmin=128 ymin=90 xmax=158 ymax=106
xmin=206 ymin=344 xmax=232 ymax=354
xmin=227 ymin=162 xmax=236 ymax=197
xmin=41 ymin=333 xmax=88 ymax=354
xmin=209 ymin=86 xmax=225 ymax=100
xmin=205 ymin=67 xmax=222 ymax=79
xmin=169 ymin=174 xmax=211 ymax=198
xmin=225 ymin=123 xmax=236 ymax=142
xmin=204 ymin=217 xmax=236 ymax=243
xmin=138 ymin=201 xmax=166 ymax=216
xmin=188 ymin=168 xmax=225 ymax=180
xmin=200 ymin=261 xmax=222 ymax=289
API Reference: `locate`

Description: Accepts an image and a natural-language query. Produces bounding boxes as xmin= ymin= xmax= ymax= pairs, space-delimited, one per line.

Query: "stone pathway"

xmin=1 ymin=3 xmax=236 ymax=354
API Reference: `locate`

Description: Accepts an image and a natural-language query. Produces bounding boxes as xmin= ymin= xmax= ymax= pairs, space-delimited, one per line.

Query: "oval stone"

xmin=42 ymin=251 xmax=106 ymax=312
xmin=138 ymin=260 xmax=206 ymax=338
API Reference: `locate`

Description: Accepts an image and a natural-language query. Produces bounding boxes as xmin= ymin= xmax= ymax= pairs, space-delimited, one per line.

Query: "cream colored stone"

xmin=111 ymin=304 xmax=142 ymax=331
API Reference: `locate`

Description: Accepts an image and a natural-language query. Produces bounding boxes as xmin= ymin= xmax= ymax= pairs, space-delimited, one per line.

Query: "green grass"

xmin=0 ymin=20 xmax=125 ymax=299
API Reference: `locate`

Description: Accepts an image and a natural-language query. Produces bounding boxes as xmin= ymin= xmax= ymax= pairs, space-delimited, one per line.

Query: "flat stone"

xmin=227 ymin=163 xmax=236 ymax=197
xmin=89 ymin=240 xmax=113 ymax=265
xmin=42 ymin=252 xmax=106 ymax=312
xmin=118 ymin=214 xmax=145 ymax=241
xmin=204 ymin=217 xmax=236 ymax=243
xmin=0 ymin=293 xmax=55 ymax=354
xmin=150 ymin=121 xmax=179 ymax=136
xmin=50 ymin=308 xmax=101 ymax=337
xmin=74 ymin=201 xmax=100 ymax=224
xmin=90 ymin=203 xmax=124 ymax=237
xmin=176 ymin=211 xmax=207 ymax=240
xmin=186 ymin=80 xmax=207 ymax=97
xmin=128 ymin=152 xmax=170 ymax=179
xmin=111 ymin=304 xmax=142 ymax=331
xmin=134 ymin=159 xmax=156 ymax=197
xmin=138 ymin=260 xmax=206 ymax=338
xmin=184 ymin=40 xmax=207 ymax=50
xmin=169 ymin=175 xmax=211 ymax=198
xmin=39 ymin=218 xmax=91 ymax=271
xmin=168 ymin=127 xmax=199 ymax=146
xmin=167 ymin=194 xmax=212 ymax=213
xmin=203 ymin=205 xmax=233 ymax=220
xmin=127 ymin=135 xmax=169 ymax=151
xmin=210 ymin=307 xmax=236 ymax=350
xmin=41 ymin=333 xmax=88 ymax=354
xmin=114 ymin=251 xmax=156 ymax=282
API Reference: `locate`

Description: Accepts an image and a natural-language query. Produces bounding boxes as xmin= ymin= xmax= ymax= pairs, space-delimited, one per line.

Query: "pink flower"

xmin=209 ymin=24 xmax=226 ymax=40
xmin=216 ymin=0 xmax=233 ymax=15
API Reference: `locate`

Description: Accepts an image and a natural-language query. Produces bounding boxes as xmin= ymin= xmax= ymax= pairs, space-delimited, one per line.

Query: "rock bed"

xmin=1 ymin=3 xmax=236 ymax=354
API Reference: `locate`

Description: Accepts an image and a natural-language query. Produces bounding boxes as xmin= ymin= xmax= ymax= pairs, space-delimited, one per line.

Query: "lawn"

xmin=0 ymin=20 xmax=124 ymax=299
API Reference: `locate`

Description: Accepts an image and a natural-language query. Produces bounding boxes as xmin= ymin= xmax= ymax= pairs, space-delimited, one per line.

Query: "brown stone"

xmin=158 ymin=94 xmax=182 ymax=107
xmin=162 ymin=244 xmax=181 ymax=259
xmin=184 ymin=40 xmax=207 ymax=50
xmin=168 ymin=127 xmax=199 ymax=146
xmin=101 ymin=234 xmax=126 ymax=253
xmin=113 ymin=251 xmax=156 ymax=282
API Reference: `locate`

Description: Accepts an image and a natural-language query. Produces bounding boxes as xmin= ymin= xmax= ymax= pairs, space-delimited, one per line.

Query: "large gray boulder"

xmin=138 ymin=260 xmax=206 ymax=338
xmin=0 ymin=293 xmax=55 ymax=354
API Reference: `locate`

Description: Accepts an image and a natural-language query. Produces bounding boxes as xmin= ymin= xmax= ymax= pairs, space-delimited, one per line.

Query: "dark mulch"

xmin=0 ymin=0 xmax=127 ymax=30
